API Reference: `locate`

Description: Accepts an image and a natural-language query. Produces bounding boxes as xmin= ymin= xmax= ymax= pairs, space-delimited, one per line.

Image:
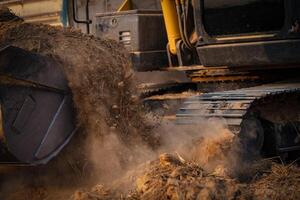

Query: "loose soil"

xmin=72 ymin=153 xmax=300 ymax=200
xmin=0 ymin=7 xmax=300 ymax=200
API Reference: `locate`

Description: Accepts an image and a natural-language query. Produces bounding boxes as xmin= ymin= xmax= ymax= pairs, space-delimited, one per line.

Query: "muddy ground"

xmin=0 ymin=7 xmax=300 ymax=200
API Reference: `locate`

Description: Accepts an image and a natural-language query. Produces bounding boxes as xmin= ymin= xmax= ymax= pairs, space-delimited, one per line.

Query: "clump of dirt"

xmin=73 ymin=154 xmax=300 ymax=200
xmin=251 ymin=163 xmax=300 ymax=199
xmin=0 ymin=7 xmax=158 ymax=163
xmin=72 ymin=185 xmax=121 ymax=200
xmin=0 ymin=7 xmax=157 ymax=145
xmin=133 ymin=153 xmax=247 ymax=200
xmin=72 ymin=153 xmax=249 ymax=200
xmin=0 ymin=7 xmax=158 ymax=199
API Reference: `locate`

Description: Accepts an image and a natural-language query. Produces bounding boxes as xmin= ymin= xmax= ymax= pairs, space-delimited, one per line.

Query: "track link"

xmin=176 ymin=81 xmax=300 ymax=156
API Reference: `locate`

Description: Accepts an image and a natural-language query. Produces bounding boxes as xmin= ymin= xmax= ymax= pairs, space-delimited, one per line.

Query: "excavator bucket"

xmin=0 ymin=46 xmax=76 ymax=165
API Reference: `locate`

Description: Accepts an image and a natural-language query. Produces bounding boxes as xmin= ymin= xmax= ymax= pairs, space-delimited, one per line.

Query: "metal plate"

xmin=0 ymin=46 xmax=76 ymax=165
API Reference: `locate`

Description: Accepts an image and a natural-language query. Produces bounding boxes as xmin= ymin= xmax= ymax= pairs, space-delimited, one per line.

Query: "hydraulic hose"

xmin=181 ymin=1 xmax=194 ymax=48
xmin=175 ymin=0 xmax=192 ymax=49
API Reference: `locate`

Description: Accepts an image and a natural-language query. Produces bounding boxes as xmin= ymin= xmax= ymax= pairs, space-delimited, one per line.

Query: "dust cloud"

xmin=0 ymin=6 xmax=154 ymax=199
xmin=82 ymin=116 xmax=243 ymax=195
xmin=1 ymin=7 xmax=300 ymax=200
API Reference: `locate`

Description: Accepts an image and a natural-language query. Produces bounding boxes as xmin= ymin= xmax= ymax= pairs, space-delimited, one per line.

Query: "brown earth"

xmin=0 ymin=7 xmax=155 ymax=145
xmin=0 ymin=7 xmax=158 ymax=200
xmin=72 ymin=153 xmax=300 ymax=200
xmin=0 ymin=7 xmax=300 ymax=200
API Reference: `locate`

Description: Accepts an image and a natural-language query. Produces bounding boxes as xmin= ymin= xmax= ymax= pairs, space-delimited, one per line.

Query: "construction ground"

xmin=0 ymin=7 xmax=300 ymax=200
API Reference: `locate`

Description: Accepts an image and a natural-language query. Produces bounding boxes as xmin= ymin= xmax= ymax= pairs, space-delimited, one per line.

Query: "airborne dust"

xmin=0 ymin=7 xmax=300 ymax=200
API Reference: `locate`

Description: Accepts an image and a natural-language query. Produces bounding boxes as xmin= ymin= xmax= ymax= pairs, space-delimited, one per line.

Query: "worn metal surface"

xmin=194 ymin=0 xmax=300 ymax=68
xmin=0 ymin=46 xmax=76 ymax=165
xmin=95 ymin=9 xmax=168 ymax=71
xmin=72 ymin=0 xmax=162 ymax=33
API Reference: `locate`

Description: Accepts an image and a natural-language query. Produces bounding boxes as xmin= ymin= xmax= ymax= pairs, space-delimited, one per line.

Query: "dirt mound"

xmin=0 ymin=7 xmax=159 ymax=166
xmin=72 ymin=154 xmax=248 ymax=200
xmin=0 ymin=8 xmax=158 ymax=200
xmin=133 ymin=153 xmax=246 ymax=200
xmin=251 ymin=163 xmax=300 ymax=199
xmin=1 ymin=8 xmax=300 ymax=200
xmin=73 ymin=154 xmax=300 ymax=200
xmin=0 ymin=8 xmax=155 ymax=145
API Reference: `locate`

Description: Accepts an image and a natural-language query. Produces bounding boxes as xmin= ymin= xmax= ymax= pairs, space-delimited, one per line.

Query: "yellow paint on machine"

xmin=160 ymin=0 xmax=181 ymax=55
xmin=117 ymin=0 xmax=132 ymax=12
xmin=0 ymin=0 xmax=63 ymax=26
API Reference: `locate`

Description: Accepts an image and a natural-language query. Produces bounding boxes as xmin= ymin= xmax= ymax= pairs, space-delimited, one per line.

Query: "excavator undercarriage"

xmin=177 ymin=81 xmax=300 ymax=159
xmin=1 ymin=0 xmax=300 ymax=164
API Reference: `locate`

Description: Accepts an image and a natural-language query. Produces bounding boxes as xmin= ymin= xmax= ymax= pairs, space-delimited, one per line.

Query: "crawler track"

xmin=176 ymin=81 xmax=300 ymax=156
